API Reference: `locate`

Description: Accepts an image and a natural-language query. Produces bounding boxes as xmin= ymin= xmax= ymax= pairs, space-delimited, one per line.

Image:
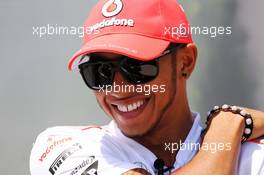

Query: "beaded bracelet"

xmin=206 ymin=104 xmax=254 ymax=143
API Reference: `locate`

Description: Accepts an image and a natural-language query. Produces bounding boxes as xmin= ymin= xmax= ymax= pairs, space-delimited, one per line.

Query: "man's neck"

xmin=133 ymin=106 xmax=193 ymax=166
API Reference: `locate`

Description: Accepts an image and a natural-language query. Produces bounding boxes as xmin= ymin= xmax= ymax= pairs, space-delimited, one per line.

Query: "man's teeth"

xmin=117 ymin=100 xmax=144 ymax=112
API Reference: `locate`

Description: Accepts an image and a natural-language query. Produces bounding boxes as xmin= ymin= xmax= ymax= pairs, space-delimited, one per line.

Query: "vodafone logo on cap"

xmin=88 ymin=0 xmax=134 ymax=33
xmin=102 ymin=0 xmax=123 ymax=17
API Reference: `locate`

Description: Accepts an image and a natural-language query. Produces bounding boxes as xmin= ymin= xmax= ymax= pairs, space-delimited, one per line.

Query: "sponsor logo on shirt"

xmin=81 ymin=160 xmax=98 ymax=175
xmin=69 ymin=156 xmax=98 ymax=175
xmin=49 ymin=143 xmax=82 ymax=175
xmin=39 ymin=136 xmax=73 ymax=162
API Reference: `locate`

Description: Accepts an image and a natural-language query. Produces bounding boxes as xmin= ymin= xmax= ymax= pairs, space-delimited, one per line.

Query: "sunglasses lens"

xmin=79 ymin=56 xmax=159 ymax=90
xmin=98 ymin=63 xmax=113 ymax=79
xmin=121 ymin=59 xmax=158 ymax=84
xmin=80 ymin=63 xmax=114 ymax=90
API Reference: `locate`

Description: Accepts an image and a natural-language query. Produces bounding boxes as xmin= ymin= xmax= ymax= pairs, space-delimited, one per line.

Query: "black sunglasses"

xmin=78 ymin=44 xmax=186 ymax=90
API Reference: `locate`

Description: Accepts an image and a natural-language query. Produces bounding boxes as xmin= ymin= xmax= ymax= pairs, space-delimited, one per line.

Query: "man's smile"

xmin=108 ymin=95 xmax=151 ymax=120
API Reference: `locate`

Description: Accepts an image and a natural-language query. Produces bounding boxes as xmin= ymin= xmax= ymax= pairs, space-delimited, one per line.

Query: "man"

xmin=30 ymin=0 xmax=264 ymax=174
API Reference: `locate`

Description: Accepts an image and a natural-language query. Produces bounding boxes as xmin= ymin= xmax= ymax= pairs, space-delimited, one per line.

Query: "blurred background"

xmin=0 ymin=0 xmax=263 ymax=174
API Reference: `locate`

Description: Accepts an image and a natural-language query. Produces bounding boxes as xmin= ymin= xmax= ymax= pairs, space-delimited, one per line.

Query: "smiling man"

xmin=30 ymin=0 xmax=264 ymax=175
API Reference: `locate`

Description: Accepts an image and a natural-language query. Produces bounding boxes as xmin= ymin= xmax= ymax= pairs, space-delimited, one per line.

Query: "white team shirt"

xmin=30 ymin=113 xmax=264 ymax=175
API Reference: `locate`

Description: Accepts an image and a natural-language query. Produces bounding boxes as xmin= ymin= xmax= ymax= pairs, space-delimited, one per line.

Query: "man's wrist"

xmin=205 ymin=105 xmax=254 ymax=143
xmin=210 ymin=111 xmax=245 ymax=133
xmin=204 ymin=111 xmax=245 ymax=144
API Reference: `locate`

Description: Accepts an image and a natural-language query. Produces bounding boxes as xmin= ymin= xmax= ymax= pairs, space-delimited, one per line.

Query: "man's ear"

xmin=179 ymin=43 xmax=198 ymax=79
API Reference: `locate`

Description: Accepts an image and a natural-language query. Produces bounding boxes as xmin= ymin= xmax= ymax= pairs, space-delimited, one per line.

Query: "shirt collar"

xmin=107 ymin=112 xmax=203 ymax=168
xmin=174 ymin=112 xmax=203 ymax=168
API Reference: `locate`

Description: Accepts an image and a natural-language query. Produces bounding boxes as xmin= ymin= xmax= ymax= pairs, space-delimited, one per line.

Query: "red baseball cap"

xmin=68 ymin=0 xmax=193 ymax=71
